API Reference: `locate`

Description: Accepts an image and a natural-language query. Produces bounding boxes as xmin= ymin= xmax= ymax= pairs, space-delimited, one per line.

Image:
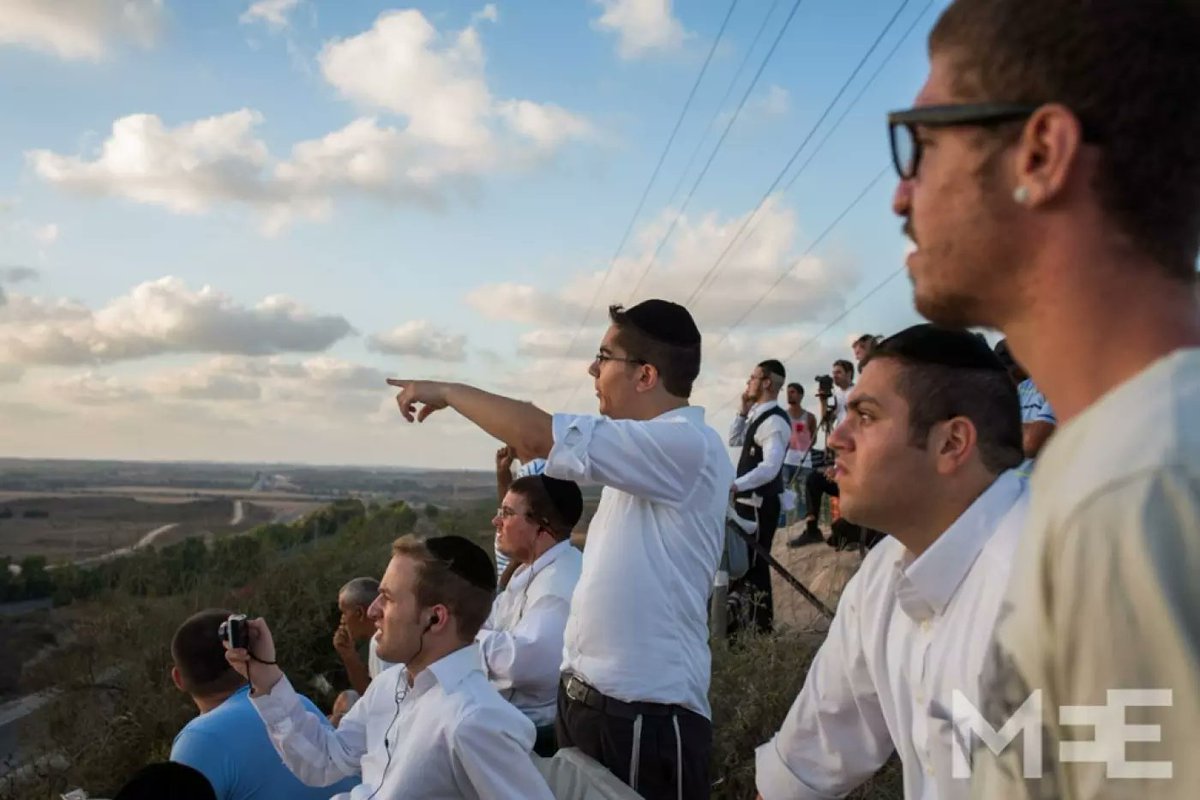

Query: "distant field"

xmin=0 ymin=493 xmax=293 ymax=562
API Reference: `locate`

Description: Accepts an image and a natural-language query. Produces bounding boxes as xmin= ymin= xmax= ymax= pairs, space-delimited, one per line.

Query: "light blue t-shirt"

xmin=171 ymin=686 xmax=358 ymax=800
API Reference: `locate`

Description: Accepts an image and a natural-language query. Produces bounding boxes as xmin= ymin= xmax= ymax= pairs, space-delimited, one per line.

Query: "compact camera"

xmin=218 ymin=614 xmax=249 ymax=649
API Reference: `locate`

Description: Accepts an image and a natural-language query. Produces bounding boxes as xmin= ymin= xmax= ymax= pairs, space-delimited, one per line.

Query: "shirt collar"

xmin=894 ymin=470 xmax=1025 ymax=622
xmin=414 ymin=643 xmax=484 ymax=694
xmin=748 ymin=400 xmax=780 ymax=419
xmin=509 ymin=539 xmax=571 ymax=589
xmin=651 ymin=405 xmax=706 ymax=424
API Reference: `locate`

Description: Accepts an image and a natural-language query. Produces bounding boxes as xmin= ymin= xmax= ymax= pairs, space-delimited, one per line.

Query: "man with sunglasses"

xmin=478 ymin=474 xmax=583 ymax=756
xmin=387 ymin=299 xmax=734 ymax=800
xmin=888 ymin=1 xmax=1200 ymax=797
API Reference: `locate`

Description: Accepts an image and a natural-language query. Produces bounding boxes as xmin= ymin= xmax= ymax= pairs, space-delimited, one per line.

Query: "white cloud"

xmin=240 ymin=0 xmax=302 ymax=31
xmin=471 ymin=4 xmax=499 ymax=25
xmin=466 ymin=197 xmax=852 ymax=331
xmin=32 ymin=223 xmax=59 ymax=245
xmin=592 ymin=0 xmax=687 ymax=60
xmin=0 ymin=276 xmax=354 ymax=366
xmin=30 ymin=10 xmax=592 ymax=234
xmin=367 ymin=321 xmax=467 ymax=362
xmin=0 ymin=0 xmax=164 ymax=60
xmin=0 ymin=363 xmax=22 ymax=383
xmin=51 ymin=372 xmax=148 ymax=405
xmin=319 ymin=10 xmax=591 ymax=154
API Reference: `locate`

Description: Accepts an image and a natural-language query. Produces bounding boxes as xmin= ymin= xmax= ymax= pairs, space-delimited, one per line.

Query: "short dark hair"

xmin=864 ymin=325 xmax=1023 ymax=473
xmin=929 ymin=0 xmax=1200 ymax=278
xmin=608 ymin=302 xmax=701 ymax=398
xmin=115 ymin=762 xmax=216 ymax=800
xmin=787 ymin=382 xmax=804 ymax=396
xmin=509 ymin=474 xmax=583 ymax=541
xmin=853 ymin=334 xmax=877 ymax=348
xmin=391 ymin=535 xmax=496 ymax=640
xmin=171 ymin=609 xmax=246 ymax=698
xmin=833 ymin=359 xmax=855 ymax=377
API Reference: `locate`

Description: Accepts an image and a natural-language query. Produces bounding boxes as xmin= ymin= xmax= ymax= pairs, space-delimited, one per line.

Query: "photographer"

xmin=791 ymin=361 xmax=854 ymax=546
xmin=728 ymin=359 xmax=791 ymax=633
xmin=169 ymin=609 xmax=356 ymax=800
xmin=223 ymin=536 xmax=553 ymax=800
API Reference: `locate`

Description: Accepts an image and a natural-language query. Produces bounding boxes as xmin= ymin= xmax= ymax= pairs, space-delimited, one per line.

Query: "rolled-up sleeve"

xmin=477 ymin=594 xmax=570 ymax=696
xmin=251 ymin=675 xmax=366 ymax=788
xmin=545 ymin=413 xmax=705 ymax=504
xmin=755 ymin=573 xmax=894 ymax=799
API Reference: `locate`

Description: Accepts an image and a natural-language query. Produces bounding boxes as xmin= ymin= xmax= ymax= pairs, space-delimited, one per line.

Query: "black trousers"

xmin=805 ymin=470 xmax=839 ymax=519
xmin=556 ymin=680 xmax=711 ymax=800
xmin=733 ymin=492 xmax=780 ymax=632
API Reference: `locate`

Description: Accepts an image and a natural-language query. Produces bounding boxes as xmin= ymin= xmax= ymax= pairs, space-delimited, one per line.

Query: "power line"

xmin=656 ymin=0 xmax=788 ymax=234
xmin=686 ymin=0 xmax=915 ymax=306
xmin=714 ymin=262 xmax=907 ymax=416
xmin=708 ymin=164 xmax=890 ymax=357
xmin=548 ymin=0 xmax=742 ymax=394
xmin=623 ymin=0 xmax=811 ymax=302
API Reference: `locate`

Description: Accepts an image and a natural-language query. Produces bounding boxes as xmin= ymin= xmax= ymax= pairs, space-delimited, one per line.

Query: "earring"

xmin=1013 ymin=185 xmax=1030 ymax=205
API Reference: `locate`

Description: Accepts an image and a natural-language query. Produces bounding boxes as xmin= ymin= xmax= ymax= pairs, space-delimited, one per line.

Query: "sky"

xmin=0 ymin=0 xmax=946 ymax=469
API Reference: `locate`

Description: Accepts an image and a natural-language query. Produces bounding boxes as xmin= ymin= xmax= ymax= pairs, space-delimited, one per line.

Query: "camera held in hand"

xmin=219 ymin=614 xmax=249 ymax=650
xmin=814 ymin=374 xmax=834 ymax=399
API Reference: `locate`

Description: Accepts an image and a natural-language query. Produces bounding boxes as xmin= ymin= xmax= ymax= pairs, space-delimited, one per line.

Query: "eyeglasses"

xmin=592 ymin=353 xmax=647 ymax=368
xmin=496 ymin=506 xmax=551 ymax=531
xmin=887 ymin=103 xmax=1039 ymax=180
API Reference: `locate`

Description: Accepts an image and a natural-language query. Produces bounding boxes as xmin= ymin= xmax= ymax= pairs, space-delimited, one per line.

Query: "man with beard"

xmin=889 ymin=1 xmax=1200 ymax=795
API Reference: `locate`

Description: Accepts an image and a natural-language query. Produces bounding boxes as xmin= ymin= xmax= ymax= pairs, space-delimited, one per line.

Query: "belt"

xmin=561 ymin=673 xmax=683 ymax=719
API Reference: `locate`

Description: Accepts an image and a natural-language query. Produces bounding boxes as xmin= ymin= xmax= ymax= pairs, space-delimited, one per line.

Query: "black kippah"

xmin=617 ymin=299 xmax=701 ymax=347
xmin=873 ymin=324 xmax=1007 ymax=372
xmin=759 ymin=359 xmax=786 ymax=379
xmin=115 ymin=762 xmax=217 ymax=800
xmin=539 ymin=475 xmax=583 ymax=530
xmin=425 ymin=535 xmax=497 ymax=593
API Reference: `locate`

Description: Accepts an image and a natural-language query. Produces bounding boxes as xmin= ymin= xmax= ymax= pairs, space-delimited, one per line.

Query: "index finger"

xmin=385 ymin=378 xmax=408 ymax=388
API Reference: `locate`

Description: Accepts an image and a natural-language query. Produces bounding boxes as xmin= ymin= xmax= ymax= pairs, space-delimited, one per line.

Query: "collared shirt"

xmin=1016 ymin=379 xmax=1056 ymax=477
xmin=477 ymin=538 xmax=582 ymax=726
xmin=546 ymin=405 xmax=736 ymax=718
xmin=971 ymin=349 xmax=1200 ymax=800
xmin=496 ymin=459 xmax=547 ymax=578
xmin=729 ymin=400 xmax=791 ymax=493
xmin=250 ymin=643 xmax=554 ymax=800
xmin=756 ymin=470 xmax=1030 ymax=800
xmin=368 ymin=636 xmax=397 ymax=679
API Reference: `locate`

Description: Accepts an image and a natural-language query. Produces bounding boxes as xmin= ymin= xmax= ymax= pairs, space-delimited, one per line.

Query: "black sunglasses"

xmin=887 ymin=103 xmax=1039 ymax=180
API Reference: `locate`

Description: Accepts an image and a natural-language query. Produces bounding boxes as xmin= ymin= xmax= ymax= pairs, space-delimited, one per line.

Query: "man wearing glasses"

xmin=387 ymin=299 xmax=734 ymax=800
xmin=477 ymin=473 xmax=583 ymax=757
xmin=888 ymin=0 xmax=1200 ymax=797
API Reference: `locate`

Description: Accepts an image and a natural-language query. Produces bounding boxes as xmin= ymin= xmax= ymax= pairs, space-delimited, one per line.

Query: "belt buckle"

xmin=565 ymin=675 xmax=588 ymax=704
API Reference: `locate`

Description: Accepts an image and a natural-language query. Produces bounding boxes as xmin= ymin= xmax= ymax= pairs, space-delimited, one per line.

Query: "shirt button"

xmin=920 ymin=620 xmax=931 ymax=632
xmin=925 ymin=765 xmax=935 ymax=776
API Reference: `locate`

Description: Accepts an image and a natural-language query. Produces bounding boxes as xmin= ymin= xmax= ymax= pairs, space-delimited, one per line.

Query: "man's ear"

xmin=934 ymin=417 xmax=977 ymax=475
xmin=170 ymin=665 xmax=185 ymax=693
xmin=635 ymin=363 xmax=660 ymax=394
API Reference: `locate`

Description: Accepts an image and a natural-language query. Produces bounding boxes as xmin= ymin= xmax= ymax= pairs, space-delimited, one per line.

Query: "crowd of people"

xmin=113 ymin=0 xmax=1198 ymax=798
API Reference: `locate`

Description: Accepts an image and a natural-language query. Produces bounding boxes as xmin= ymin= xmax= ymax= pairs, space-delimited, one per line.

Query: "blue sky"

xmin=0 ymin=0 xmax=945 ymax=468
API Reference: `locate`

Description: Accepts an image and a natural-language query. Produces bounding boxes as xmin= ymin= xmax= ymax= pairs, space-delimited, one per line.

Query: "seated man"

xmin=332 ymin=577 xmax=395 ymax=698
xmin=225 ymin=535 xmax=554 ymax=800
xmin=756 ymin=325 xmax=1028 ymax=800
xmin=169 ymin=609 xmax=357 ymax=800
xmin=479 ymin=473 xmax=584 ymax=756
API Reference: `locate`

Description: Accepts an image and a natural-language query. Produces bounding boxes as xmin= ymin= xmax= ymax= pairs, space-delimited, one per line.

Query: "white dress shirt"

xmin=545 ymin=406 xmax=736 ymax=719
xmin=728 ymin=400 xmax=791 ymax=493
xmin=250 ymin=643 xmax=554 ymax=800
xmin=477 ymin=539 xmax=582 ymax=727
xmin=831 ymin=384 xmax=852 ymax=429
xmin=368 ymin=636 xmax=397 ymax=679
xmin=756 ymin=470 xmax=1030 ymax=800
